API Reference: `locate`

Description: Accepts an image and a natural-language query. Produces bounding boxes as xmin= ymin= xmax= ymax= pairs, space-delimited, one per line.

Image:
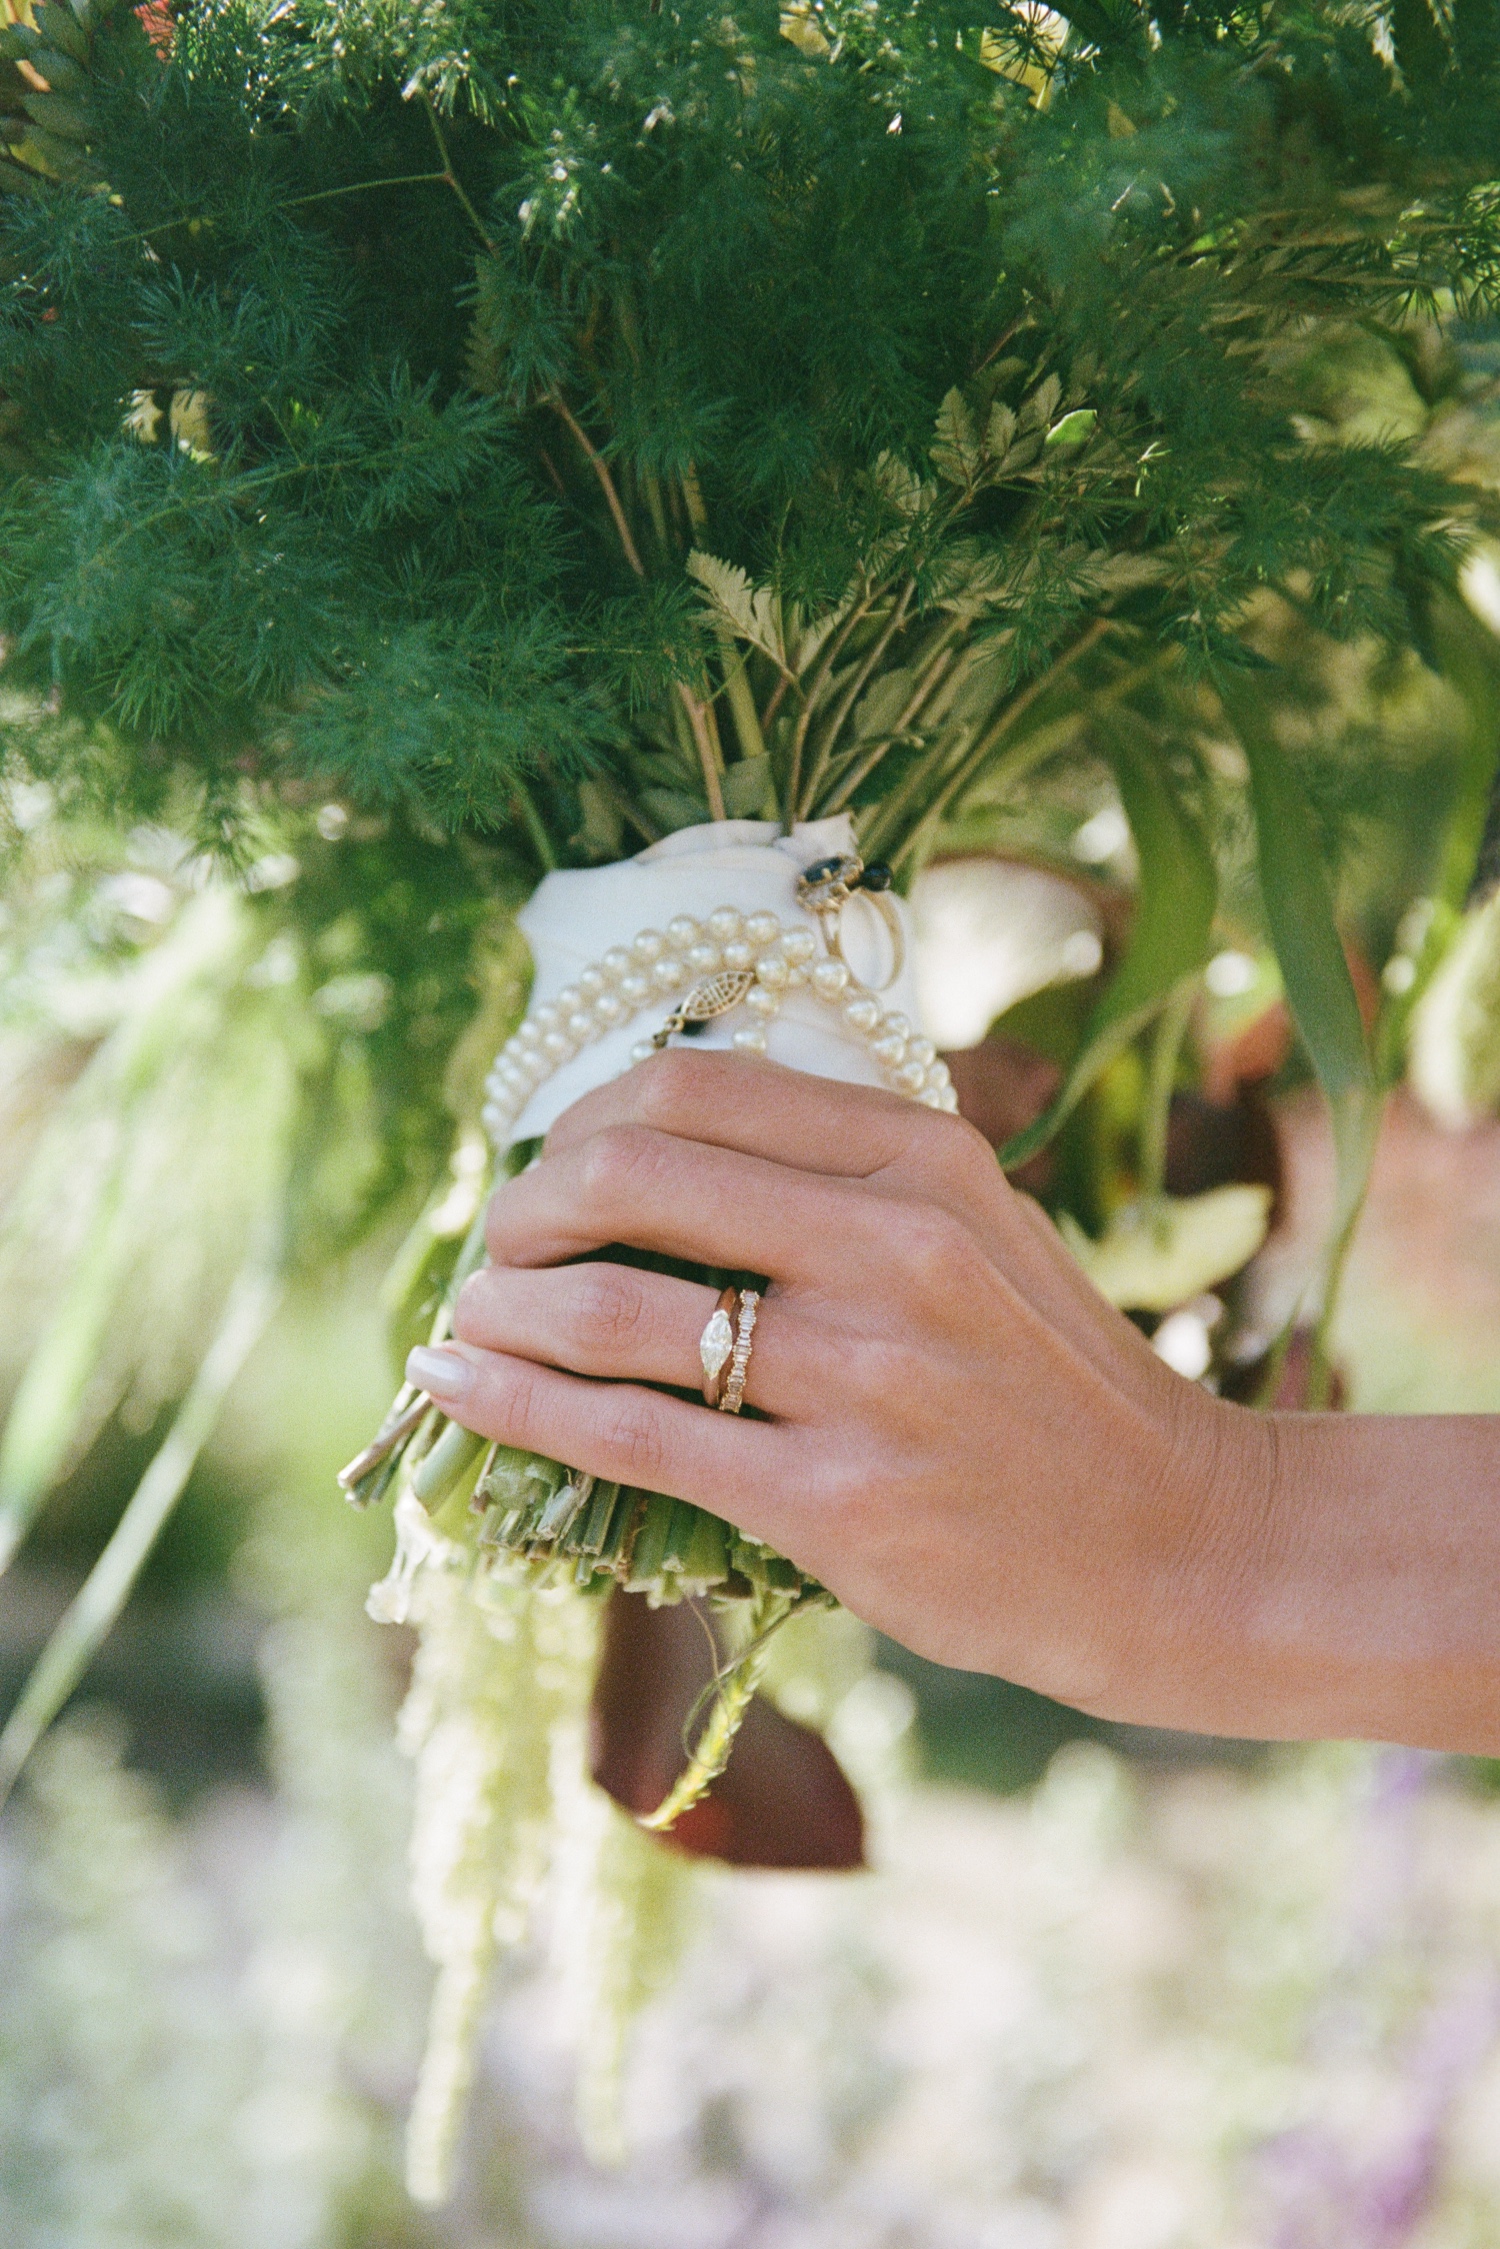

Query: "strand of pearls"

xmin=481 ymin=903 xmax=958 ymax=1150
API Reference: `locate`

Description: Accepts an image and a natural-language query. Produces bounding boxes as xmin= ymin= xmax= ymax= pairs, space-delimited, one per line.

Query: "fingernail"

xmin=406 ymin=1346 xmax=474 ymax=1402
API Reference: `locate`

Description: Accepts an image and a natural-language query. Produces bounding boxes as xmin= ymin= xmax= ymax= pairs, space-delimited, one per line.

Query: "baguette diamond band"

xmin=718 ymin=1289 xmax=760 ymax=1415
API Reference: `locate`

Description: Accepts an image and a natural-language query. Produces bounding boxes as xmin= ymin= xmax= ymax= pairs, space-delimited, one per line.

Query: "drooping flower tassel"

xmin=394 ymin=1531 xmax=601 ymax=2206
xmin=637 ymin=1587 xmax=802 ymax=1834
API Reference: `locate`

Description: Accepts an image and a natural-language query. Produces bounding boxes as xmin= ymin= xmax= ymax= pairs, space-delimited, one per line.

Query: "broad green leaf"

xmin=1018 ymin=374 xmax=1063 ymax=432
xmin=1219 ymin=679 xmax=1380 ymax=1250
xmin=1380 ymin=596 xmax=1500 ymax=1082
xmin=931 ymin=387 xmax=983 ymax=488
xmin=1058 ymin=1186 xmax=1272 ymax=1312
xmin=33 ymin=2 xmax=92 ymax=69
xmin=0 ymin=155 xmax=49 ymax=196
xmin=1409 ymin=887 xmax=1500 ymax=1125
xmin=720 ymin=753 xmax=776 ymax=818
xmin=1000 ymin=734 xmax=1217 ymax=1166
xmin=850 ymin=666 xmax=917 ymax=741
xmin=871 ymin=450 xmax=927 ymax=518
xmin=1046 ymin=409 xmax=1097 ymax=450
xmin=987 ymin=401 xmax=1017 ymax=458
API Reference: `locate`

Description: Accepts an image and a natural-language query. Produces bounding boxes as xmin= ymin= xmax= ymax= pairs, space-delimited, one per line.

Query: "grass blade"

xmin=0 ymin=1259 xmax=282 ymax=1808
xmin=0 ymin=1166 xmax=133 ymax=1576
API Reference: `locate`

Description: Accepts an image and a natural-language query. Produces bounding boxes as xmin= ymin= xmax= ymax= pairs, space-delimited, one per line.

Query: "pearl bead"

xmin=485 ymin=901 xmax=941 ymax=1158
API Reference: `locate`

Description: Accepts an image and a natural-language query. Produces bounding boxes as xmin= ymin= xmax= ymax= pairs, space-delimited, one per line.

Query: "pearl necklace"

xmin=481 ymin=902 xmax=957 ymax=1150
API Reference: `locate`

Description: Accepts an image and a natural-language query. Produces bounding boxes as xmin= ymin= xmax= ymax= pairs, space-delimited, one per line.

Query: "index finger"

xmin=544 ymin=1048 xmax=949 ymax=1180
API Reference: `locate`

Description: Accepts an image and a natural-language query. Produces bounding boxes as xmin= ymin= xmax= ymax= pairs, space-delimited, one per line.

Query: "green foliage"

xmin=0 ymin=0 xmax=1496 ymax=855
xmin=7 ymin=4 xmax=1500 ymax=2179
xmin=1000 ymin=724 xmax=1217 ymax=1164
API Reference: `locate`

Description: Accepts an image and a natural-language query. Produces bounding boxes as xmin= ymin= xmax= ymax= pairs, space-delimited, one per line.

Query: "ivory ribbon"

xmin=509 ymin=814 xmax=925 ymax=1143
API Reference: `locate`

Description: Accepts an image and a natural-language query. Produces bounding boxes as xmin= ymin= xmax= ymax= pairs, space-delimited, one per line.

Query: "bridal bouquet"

xmin=4 ymin=0 xmax=1500 ymax=2203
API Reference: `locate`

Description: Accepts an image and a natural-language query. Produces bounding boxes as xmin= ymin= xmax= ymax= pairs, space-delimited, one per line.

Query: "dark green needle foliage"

xmin=0 ymin=0 xmax=1496 ymax=859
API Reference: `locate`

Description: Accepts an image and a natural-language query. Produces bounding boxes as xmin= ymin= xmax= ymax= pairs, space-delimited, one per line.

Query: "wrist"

xmin=1086 ymin=1386 xmax=1284 ymax=1737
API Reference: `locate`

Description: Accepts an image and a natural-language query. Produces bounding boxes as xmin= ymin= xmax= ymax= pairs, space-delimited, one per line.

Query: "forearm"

xmin=452 ymin=1056 xmax=1500 ymax=1762
xmin=1128 ymin=1406 xmax=1500 ymax=1754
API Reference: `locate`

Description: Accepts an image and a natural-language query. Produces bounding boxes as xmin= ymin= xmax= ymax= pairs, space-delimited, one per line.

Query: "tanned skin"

xmin=402 ymin=1053 xmax=1500 ymax=1756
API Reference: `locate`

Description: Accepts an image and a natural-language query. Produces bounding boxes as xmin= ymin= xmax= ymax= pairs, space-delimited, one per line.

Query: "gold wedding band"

xmin=825 ymin=889 xmax=905 ymax=992
xmin=699 ymin=1285 xmax=739 ymax=1408
xmin=795 ymin=852 xmax=905 ymax=992
xmin=718 ymin=1289 xmax=760 ymax=1415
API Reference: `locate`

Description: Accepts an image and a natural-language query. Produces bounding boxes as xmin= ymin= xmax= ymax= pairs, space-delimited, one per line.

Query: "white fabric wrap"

xmin=509 ymin=814 xmax=925 ymax=1143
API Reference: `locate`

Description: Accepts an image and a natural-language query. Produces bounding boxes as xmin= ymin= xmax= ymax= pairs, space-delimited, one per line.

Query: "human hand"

xmin=409 ymin=1051 xmax=1272 ymax=1729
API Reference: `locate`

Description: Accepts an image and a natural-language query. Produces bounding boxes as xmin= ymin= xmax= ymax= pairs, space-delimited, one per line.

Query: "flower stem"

xmin=1139 ymin=977 xmax=1197 ymax=1204
xmin=677 ymin=683 xmax=728 ymax=822
xmin=547 ymin=395 xmax=646 ymax=579
xmin=417 ymin=91 xmax=497 ymax=253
